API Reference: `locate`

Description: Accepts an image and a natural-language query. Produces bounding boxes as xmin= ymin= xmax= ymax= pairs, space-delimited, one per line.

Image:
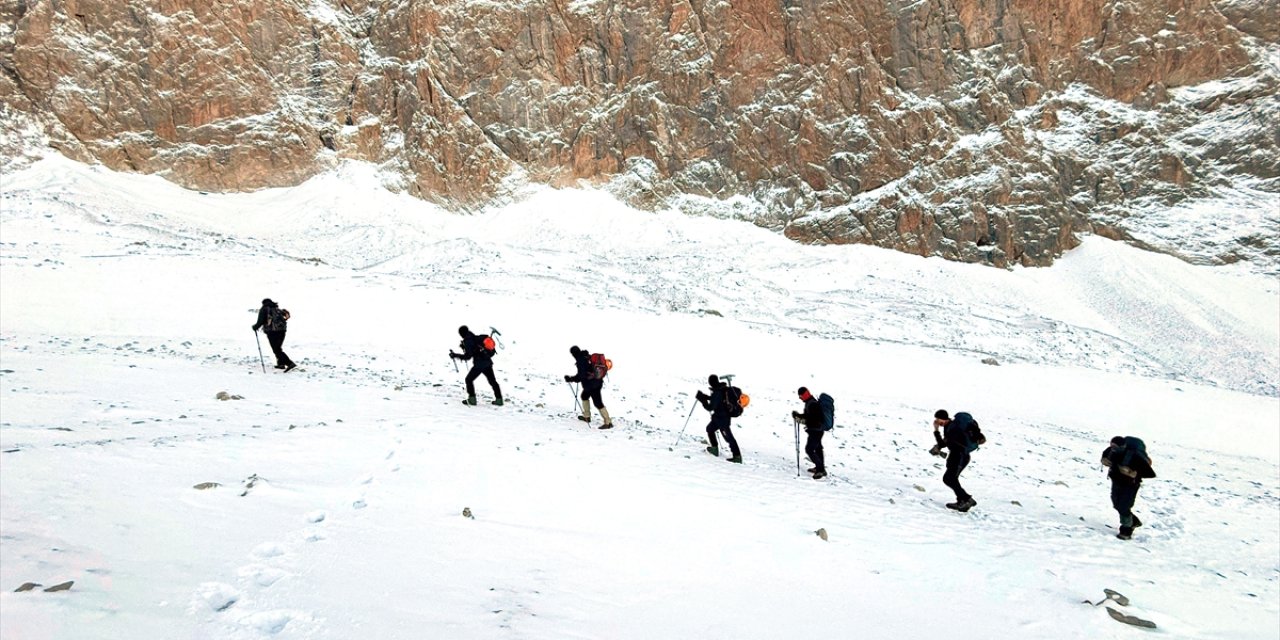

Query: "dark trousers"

xmin=706 ymin=416 xmax=741 ymax=457
xmin=465 ymin=362 xmax=502 ymax=400
xmin=265 ymin=330 xmax=294 ymax=367
xmin=580 ymin=382 xmax=604 ymax=408
xmin=1111 ymin=480 xmax=1140 ymax=528
xmin=805 ymin=429 xmax=825 ymax=472
xmin=943 ymin=450 xmax=971 ymax=502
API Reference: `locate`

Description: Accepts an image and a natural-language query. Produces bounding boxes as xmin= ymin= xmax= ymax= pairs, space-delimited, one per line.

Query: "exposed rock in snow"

xmin=1106 ymin=606 xmax=1158 ymax=629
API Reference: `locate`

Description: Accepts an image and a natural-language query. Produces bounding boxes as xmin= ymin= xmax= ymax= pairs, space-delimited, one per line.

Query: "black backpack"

xmin=265 ymin=307 xmax=289 ymax=332
xmin=817 ymin=393 xmax=835 ymax=431
xmin=723 ymin=386 xmax=746 ymax=418
xmin=475 ymin=334 xmax=497 ymax=357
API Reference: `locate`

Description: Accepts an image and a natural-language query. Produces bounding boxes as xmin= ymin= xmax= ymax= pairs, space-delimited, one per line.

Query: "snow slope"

xmin=1 ymin=157 xmax=1277 ymax=639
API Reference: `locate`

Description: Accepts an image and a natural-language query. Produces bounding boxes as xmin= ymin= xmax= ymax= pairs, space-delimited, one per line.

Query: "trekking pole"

xmin=793 ymin=418 xmax=802 ymax=477
xmin=672 ymin=397 xmax=699 ymax=448
xmin=568 ymin=381 xmax=581 ymax=414
xmin=449 ymin=353 xmax=458 ymax=373
xmin=253 ymin=329 xmax=266 ymax=373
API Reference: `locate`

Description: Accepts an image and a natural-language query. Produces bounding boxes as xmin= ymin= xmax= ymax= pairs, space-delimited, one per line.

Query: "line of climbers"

xmin=251 ymin=300 xmax=1156 ymax=541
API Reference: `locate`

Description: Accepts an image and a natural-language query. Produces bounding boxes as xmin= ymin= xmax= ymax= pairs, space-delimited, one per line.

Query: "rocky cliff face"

xmin=3 ymin=0 xmax=1276 ymax=269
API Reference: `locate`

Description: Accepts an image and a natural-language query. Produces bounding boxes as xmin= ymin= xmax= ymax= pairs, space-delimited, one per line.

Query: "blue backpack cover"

xmin=817 ymin=393 xmax=835 ymax=431
xmin=953 ymin=412 xmax=985 ymax=452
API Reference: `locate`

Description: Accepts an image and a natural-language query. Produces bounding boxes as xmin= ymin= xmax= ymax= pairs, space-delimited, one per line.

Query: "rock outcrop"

xmin=2 ymin=0 xmax=1275 ymax=269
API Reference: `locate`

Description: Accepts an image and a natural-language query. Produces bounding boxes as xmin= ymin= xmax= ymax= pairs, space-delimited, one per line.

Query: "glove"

xmin=564 ymin=375 xmax=572 ymax=382
xmin=929 ymin=444 xmax=947 ymax=458
xmin=695 ymin=390 xmax=708 ymax=401
xmin=449 ymin=351 xmax=460 ymax=360
xmin=251 ymin=325 xmax=257 ymax=331
xmin=792 ymin=410 xmax=802 ymax=420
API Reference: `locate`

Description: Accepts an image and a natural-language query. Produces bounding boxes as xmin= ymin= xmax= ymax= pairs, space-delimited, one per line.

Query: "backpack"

xmin=817 ymin=393 xmax=835 ymax=431
xmin=954 ymin=412 xmax=986 ymax=452
xmin=1119 ymin=436 xmax=1156 ymax=479
xmin=588 ymin=353 xmax=612 ymax=380
xmin=265 ymin=307 xmax=289 ymax=332
xmin=476 ymin=334 xmax=497 ymax=357
xmin=723 ymin=386 xmax=748 ymax=418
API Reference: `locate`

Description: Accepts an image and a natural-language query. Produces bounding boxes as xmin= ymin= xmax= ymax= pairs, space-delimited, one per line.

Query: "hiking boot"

xmin=812 ymin=470 xmax=827 ymax=479
xmin=807 ymin=467 xmax=818 ymax=473
xmin=727 ymin=456 xmax=743 ymax=464
xmin=1117 ymin=526 xmax=1133 ymax=540
xmin=706 ymin=446 xmax=719 ymax=457
xmin=956 ymin=498 xmax=977 ymax=513
xmin=274 ymin=364 xmax=287 ymax=370
xmin=945 ymin=501 xmax=962 ymax=510
xmin=598 ymin=423 xmax=613 ymax=430
xmin=1131 ymin=515 xmax=1143 ymax=528
xmin=491 ymin=399 xmax=504 ymax=406
xmin=283 ymin=364 xmax=296 ymax=373
xmin=463 ymin=396 xmax=477 ymax=406
xmin=577 ymin=415 xmax=590 ymax=423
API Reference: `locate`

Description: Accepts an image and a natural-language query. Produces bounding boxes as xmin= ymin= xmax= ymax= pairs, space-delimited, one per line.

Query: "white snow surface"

xmin=1 ymin=156 xmax=1278 ymax=639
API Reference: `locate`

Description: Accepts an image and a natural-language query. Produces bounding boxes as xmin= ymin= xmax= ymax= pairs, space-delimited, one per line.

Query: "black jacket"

xmin=252 ymin=302 xmax=286 ymax=333
xmin=566 ymin=351 xmax=594 ymax=383
xmin=799 ymin=397 xmax=824 ymax=433
xmin=456 ymin=332 xmax=493 ymax=367
xmin=698 ymin=382 xmax=731 ymax=420
xmin=1103 ymin=443 xmax=1154 ymax=485
xmin=935 ymin=413 xmax=975 ymax=452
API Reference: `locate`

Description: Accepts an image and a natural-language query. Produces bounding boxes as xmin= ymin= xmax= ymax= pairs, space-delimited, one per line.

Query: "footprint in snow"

xmin=237 ymin=565 xmax=287 ymax=588
xmin=306 ymin=510 xmax=327 ymax=523
xmin=193 ymin=582 xmax=240 ymax=612
xmin=251 ymin=543 xmax=287 ymax=560
xmin=352 ymin=498 xmax=367 ymax=510
xmin=237 ymin=610 xmax=314 ymax=635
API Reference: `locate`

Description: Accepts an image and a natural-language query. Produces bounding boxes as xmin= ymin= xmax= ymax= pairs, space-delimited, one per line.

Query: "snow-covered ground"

xmin=1 ymin=156 xmax=1277 ymax=639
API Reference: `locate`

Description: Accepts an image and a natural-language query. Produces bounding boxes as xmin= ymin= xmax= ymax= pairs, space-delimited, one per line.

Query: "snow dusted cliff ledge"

xmin=2 ymin=0 xmax=1276 ymax=270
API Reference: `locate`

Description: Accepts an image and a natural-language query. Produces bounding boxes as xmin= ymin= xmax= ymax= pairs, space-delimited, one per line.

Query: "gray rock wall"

xmin=2 ymin=0 xmax=1275 ymax=269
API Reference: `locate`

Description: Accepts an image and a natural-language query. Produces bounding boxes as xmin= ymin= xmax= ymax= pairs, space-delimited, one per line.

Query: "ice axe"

xmin=489 ymin=326 xmax=504 ymax=350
